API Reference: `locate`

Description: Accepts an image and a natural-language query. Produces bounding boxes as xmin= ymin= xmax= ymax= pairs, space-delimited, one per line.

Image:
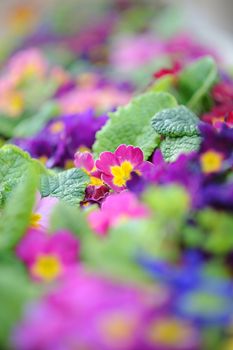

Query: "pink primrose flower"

xmin=16 ymin=229 xmax=79 ymax=282
xmin=7 ymin=48 xmax=49 ymax=84
xmin=96 ymin=144 xmax=147 ymax=192
xmin=88 ymin=191 xmax=149 ymax=235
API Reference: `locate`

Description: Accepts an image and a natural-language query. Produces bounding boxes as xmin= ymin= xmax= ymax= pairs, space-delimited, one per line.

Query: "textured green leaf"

xmin=14 ymin=101 xmax=60 ymax=137
xmin=178 ymin=56 xmax=218 ymax=113
xmin=0 ymin=169 xmax=37 ymax=250
xmin=151 ymin=105 xmax=199 ymax=137
xmin=40 ymin=168 xmax=89 ymax=205
xmin=93 ymin=91 xmax=177 ymax=159
xmin=160 ymin=135 xmax=201 ymax=162
xmin=0 ymin=145 xmax=47 ymax=204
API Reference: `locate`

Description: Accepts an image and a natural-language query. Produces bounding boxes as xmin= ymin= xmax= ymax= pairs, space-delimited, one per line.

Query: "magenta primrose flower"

xmin=16 ymin=229 xmax=79 ymax=282
xmin=88 ymin=191 xmax=149 ymax=235
xmin=74 ymin=150 xmax=103 ymax=185
xmin=13 ymin=270 xmax=200 ymax=350
xmin=96 ymin=144 xmax=148 ymax=192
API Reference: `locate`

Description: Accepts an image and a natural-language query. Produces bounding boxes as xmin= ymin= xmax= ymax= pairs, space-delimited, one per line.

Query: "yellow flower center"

xmin=3 ymin=92 xmax=24 ymax=117
xmin=146 ymin=319 xmax=191 ymax=346
xmin=77 ymin=145 xmax=91 ymax=153
xmin=200 ymin=150 xmax=223 ymax=174
xmin=111 ymin=161 xmax=133 ymax=187
xmin=65 ymin=160 xmax=74 ymax=169
xmin=50 ymin=121 xmax=64 ymax=134
xmin=90 ymin=176 xmax=104 ymax=186
xmin=30 ymin=213 xmax=42 ymax=228
xmin=38 ymin=156 xmax=48 ymax=165
xmin=99 ymin=313 xmax=136 ymax=344
xmin=31 ymin=254 xmax=62 ymax=282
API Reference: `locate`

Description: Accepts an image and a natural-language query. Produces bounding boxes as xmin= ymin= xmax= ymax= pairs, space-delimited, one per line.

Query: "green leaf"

xmin=0 ymin=145 xmax=47 ymax=204
xmin=82 ymin=221 xmax=151 ymax=283
xmin=178 ymin=56 xmax=218 ymax=113
xmin=14 ymin=101 xmax=60 ymax=137
xmin=0 ymin=264 xmax=38 ymax=348
xmin=151 ymin=105 xmax=200 ymax=137
xmin=150 ymin=75 xmax=176 ymax=93
xmin=143 ymin=185 xmax=190 ymax=218
xmin=160 ymin=135 xmax=201 ymax=162
xmin=0 ymin=168 xmax=37 ymax=250
xmin=0 ymin=116 xmax=24 ymax=138
xmin=40 ymin=168 xmax=89 ymax=205
xmin=197 ymin=209 xmax=233 ymax=254
xmin=93 ymin=91 xmax=177 ymax=159
xmin=49 ymin=201 xmax=91 ymax=236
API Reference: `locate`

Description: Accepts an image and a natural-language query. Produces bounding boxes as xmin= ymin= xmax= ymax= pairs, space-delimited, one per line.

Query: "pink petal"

xmin=74 ymin=151 xmax=94 ymax=172
xmin=152 ymin=149 xmax=165 ymax=166
xmin=102 ymin=173 xmax=125 ymax=192
xmin=115 ymin=144 xmax=144 ymax=166
xmin=88 ymin=211 xmax=109 ymax=235
xmin=16 ymin=229 xmax=48 ymax=265
xmin=96 ymin=151 xmax=119 ymax=175
xmin=36 ymin=196 xmax=59 ymax=230
xmin=46 ymin=231 xmax=79 ymax=264
xmin=128 ymin=146 xmax=144 ymax=166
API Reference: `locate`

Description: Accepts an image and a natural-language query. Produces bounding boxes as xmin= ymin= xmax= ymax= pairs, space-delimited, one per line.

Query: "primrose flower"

xmin=199 ymin=123 xmax=233 ymax=169
xmin=88 ymin=191 xmax=149 ymax=235
xmin=30 ymin=194 xmax=59 ymax=231
xmin=74 ymin=151 xmax=109 ymax=202
xmin=0 ymin=87 xmax=24 ymax=117
xmin=13 ymin=270 xmax=173 ymax=350
xmin=16 ymin=229 xmax=79 ymax=282
xmin=96 ymin=144 xmax=147 ymax=192
xmin=57 ymin=82 xmax=131 ymax=114
xmin=14 ymin=110 xmax=107 ymax=168
xmin=75 ymin=151 xmax=103 ymax=186
xmin=110 ymin=34 xmax=165 ymax=72
xmin=202 ymin=81 xmax=233 ymax=127
xmin=7 ymin=48 xmax=48 ymax=84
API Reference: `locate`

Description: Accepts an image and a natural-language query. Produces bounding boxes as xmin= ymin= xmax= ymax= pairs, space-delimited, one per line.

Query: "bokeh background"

xmin=0 ymin=0 xmax=233 ymax=64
